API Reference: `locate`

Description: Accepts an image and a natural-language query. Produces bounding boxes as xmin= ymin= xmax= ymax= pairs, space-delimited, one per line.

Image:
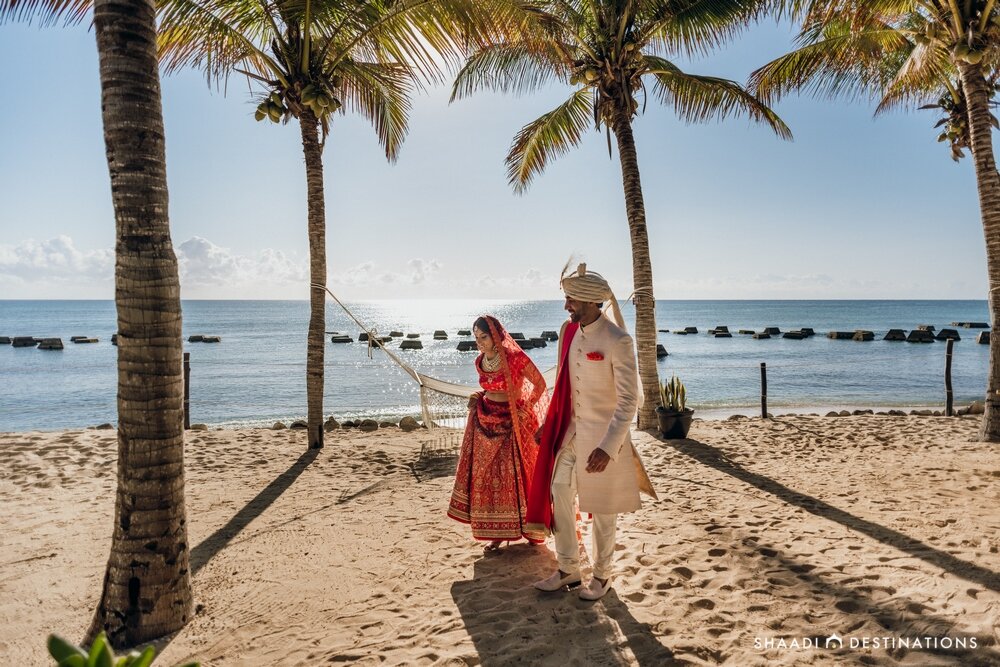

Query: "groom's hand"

xmin=586 ymin=448 xmax=610 ymax=473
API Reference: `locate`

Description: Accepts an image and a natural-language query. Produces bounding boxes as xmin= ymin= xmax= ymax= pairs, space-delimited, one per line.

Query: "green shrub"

xmin=659 ymin=375 xmax=686 ymax=412
xmin=47 ymin=632 xmax=199 ymax=667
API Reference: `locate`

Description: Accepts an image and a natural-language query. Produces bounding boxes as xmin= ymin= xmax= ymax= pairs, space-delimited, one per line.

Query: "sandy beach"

xmin=1 ymin=415 xmax=998 ymax=665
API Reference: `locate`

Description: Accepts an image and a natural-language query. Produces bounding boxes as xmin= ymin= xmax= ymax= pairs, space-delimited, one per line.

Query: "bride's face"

xmin=473 ymin=326 xmax=496 ymax=356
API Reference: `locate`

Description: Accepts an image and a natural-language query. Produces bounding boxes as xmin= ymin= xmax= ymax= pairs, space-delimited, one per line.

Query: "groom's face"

xmin=564 ymin=298 xmax=600 ymax=323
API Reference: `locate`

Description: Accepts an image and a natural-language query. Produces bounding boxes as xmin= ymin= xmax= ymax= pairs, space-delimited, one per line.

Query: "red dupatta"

xmin=525 ymin=321 xmax=579 ymax=533
xmin=478 ymin=315 xmax=549 ymax=435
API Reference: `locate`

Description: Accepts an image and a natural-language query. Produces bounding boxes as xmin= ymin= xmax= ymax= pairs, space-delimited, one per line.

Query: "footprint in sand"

xmin=672 ymin=566 xmax=694 ymax=580
xmin=690 ymin=598 xmax=716 ymax=610
xmin=708 ymin=548 xmax=726 ymax=557
xmin=653 ymin=621 xmax=673 ymax=635
xmin=842 ymin=619 xmax=866 ymax=634
xmin=834 ymin=600 xmax=861 ymax=613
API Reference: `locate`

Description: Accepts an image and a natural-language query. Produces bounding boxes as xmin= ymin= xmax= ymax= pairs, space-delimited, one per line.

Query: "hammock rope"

xmin=313 ymin=283 xmax=556 ymax=428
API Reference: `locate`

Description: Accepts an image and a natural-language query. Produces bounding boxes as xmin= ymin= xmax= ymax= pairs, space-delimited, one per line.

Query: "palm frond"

xmin=450 ymin=40 xmax=570 ymax=101
xmin=506 ymin=86 xmax=593 ymax=192
xmin=876 ymin=40 xmax=953 ymax=113
xmin=639 ymin=0 xmax=770 ymax=57
xmin=784 ymin=0 xmax=917 ymax=24
xmin=0 ymin=0 xmax=90 ymax=26
xmin=337 ymin=58 xmax=413 ymax=160
xmin=645 ymin=55 xmax=792 ymax=139
xmin=350 ymin=0 xmax=460 ymax=84
xmin=157 ymin=0 xmax=287 ymax=84
xmin=748 ymin=23 xmax=912 ymax=104
xmin=319 ymin=0 xmax=539 ymax=87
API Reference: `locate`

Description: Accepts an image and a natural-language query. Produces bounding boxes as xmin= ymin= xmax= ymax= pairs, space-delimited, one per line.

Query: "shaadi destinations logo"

xmin=753 ymin=633 xmax=978 ymax=652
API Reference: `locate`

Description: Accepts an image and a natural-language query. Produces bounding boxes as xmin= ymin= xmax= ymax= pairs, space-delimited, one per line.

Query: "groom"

xmin=527 ymin=263 xmax=655 ymax=601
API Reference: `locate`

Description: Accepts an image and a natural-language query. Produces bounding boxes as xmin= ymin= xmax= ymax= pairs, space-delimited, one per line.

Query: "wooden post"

xmin=760 ymin=362 xmax=768 ymax=419
xmin=183 ymin=352 xmax=191 ymax=430
xmin=945 ymin=338 xmax=954 ymax=417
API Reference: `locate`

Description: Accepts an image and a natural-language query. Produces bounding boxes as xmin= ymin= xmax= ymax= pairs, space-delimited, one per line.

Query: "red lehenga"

xmin=447 ymin=316 xmax=548 ymax=544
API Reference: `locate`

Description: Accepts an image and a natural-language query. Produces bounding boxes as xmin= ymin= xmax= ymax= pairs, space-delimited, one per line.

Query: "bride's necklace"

xmin=482 ymin=351 xmax=501 ymax=372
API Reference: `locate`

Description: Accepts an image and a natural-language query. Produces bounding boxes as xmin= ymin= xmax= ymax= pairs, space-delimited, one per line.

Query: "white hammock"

xmin=315 ymin=284 xmax=556 ymax=429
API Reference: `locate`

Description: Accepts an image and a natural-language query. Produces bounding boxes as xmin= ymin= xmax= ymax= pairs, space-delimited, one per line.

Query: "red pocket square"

xmin=586 ymin=351 xmax=604 ymax=361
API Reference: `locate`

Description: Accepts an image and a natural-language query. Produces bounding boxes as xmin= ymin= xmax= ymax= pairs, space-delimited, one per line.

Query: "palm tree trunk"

xmin=610 ymin=108 xmax=660 ymax=430
xmin=86 ymin=0 xmax=193 ymax=647
xmin=300 ymin=108 xmax=327 ymax=449
xmin=957 ymin=61 xmax=1000 ymax=442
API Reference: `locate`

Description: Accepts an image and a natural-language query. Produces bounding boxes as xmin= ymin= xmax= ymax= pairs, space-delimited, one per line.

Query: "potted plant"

xmin=656 ymin=375 xmax=694 ymax=439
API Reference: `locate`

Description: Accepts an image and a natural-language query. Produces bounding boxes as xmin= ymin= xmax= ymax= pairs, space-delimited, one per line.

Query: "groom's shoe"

xmin=579 ymin=576 xmax=612 ymax=601
xmin=533 ymin=570 xmax=581 ymax=592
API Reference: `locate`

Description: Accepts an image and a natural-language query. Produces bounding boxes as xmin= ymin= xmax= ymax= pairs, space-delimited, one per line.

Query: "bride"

xmin=447 ymin=315 xmax=548 ymax=552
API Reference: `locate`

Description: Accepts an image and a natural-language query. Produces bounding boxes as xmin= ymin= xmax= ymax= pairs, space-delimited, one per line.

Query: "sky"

xmin=0 ymin=16 xmax=990 ymax=300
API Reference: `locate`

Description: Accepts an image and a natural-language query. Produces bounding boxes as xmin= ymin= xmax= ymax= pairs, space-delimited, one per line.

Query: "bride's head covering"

xmin=475 ymin=315 xmax=530 ymax=382
xmin=559 ymin=261 xmax=626 ymax=331
xmin=474 ymin=314 xmax=548 ymax=435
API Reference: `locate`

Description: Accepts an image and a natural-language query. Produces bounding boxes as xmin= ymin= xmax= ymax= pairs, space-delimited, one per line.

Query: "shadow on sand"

xmin=451 ymin=543 xmax=679 ymax=666
xmin=189 ymin=448 xmax=319 ymax=575
xmin=666 ymin=438 xmax=1000 ymax=593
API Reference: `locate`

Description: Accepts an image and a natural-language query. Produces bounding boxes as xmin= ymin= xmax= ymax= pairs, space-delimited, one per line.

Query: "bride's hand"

xmin=467 ymin=392 xmax=482 ymax=409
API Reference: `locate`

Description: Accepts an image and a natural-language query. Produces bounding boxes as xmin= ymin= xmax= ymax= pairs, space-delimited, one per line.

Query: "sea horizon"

xmin=1 ymin=298 xmax=992 ymax=431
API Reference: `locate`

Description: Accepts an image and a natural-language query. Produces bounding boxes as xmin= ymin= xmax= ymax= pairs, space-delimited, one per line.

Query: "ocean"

xmin=0 ymin=299 xmax=991 ymax=431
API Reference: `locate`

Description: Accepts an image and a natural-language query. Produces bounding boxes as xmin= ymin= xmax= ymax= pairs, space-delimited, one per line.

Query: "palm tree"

xmin=750 ymin=0 xmax=1000 ymax=440
xmin=1 ymin=0 xmax=194 ymax=648
xmin=451 ymin=0 xmax=791 ymax=428
xmin=157 ymin=0 xmax=525 ymax=449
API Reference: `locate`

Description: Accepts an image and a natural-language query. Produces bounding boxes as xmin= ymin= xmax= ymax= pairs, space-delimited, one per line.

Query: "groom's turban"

xmin=560 ymin=262 xmax=626 ymax=331
xmin=560 ymin=263 xmax=613 ymax=303
xmin=558 ymin=261 xmax=643 ymax=402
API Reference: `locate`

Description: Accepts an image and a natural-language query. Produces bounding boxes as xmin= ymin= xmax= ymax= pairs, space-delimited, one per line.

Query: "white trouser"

xmin=551 ymin=437 xmax=617 ymax=580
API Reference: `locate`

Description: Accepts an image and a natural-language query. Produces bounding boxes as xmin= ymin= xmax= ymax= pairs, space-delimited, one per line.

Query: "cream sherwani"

xmin=550 ymin=314 xmax=655 ymax=578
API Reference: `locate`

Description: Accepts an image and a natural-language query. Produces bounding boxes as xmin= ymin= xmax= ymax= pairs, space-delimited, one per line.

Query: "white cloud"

xmin=407 ymin=258 xmax=442 ymax=284
xmin=0 ymin=235 xmax=311 ymax=298
xmin=0 ymin=236 xmax=114 ymax=295
xmin=0 ymin=236 xmax=965 ymax=299
xmin=332 ymin=261 xmax=382 ymax=286
xmin=475 ymin=268 xmax=553 ymax=293
xmin=330 ymin=258 xmax=445 ymax=291
xmin=176 ymin=236 xmax=243 ymax=284
xmin=176 ymin=236 xmax=307 ymax=289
